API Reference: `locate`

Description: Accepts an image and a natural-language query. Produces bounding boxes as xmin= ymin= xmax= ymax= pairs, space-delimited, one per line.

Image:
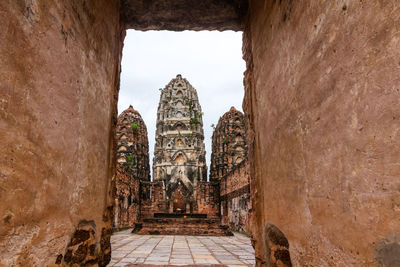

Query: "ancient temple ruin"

xmin=112 ymin=78 xmax=248 ymax=236
xmin=210 ymin=107 xmax=247 ymax=180
xmin=4 ymin=1 xmax=399 ymax=266
xmin=210 ymin=107 xmax=251 ymax=234
xmin=133 ymin=75 xmax=230 ymax=235
xmin=153 ymin=74 xmax=207 ymax=211
xmin=113 ymin=106 xmax=150 ymax=229
xmin=115 ymin=80 xmax=251 ymax=236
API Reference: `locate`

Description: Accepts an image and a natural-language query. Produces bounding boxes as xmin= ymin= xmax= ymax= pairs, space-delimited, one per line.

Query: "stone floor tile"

xmin=127 ymin=252 xmax=148 ymax=257
xmin=192 ymin=254 xmax=215 ymax=259
xmin=191 ymin=250 xmax=211 ymax=253
xmin=119 ymin=258 xmax=137 ymax=263
xmin=231 ymin=250 xmax=250 ymax=255
xmin=115 ymin=247 xmax=134 ymax=251
xmin=194 ymin=259 xmax=220 ymax=264
xmin=239 ymin=255 xmax=255 ymax=260
xmin=135 ymin=258 xmax=145 ymax=263
xmin=169 ymin=258 xmax=195 ymax=264
xmin=216 ymin=255 xmax=238 ymax=260
xmin=110 ymin=231 xmax=255 ymax=266
xmin=213 ymin=250 xmax=232 ymax=254
xmin=241 ymin=259 xmax=256 ymax=264
xmin=112 ymin=251 xmax=129 ymax=258
xmin=171 ymin=254 xmax=192 ymax=259
xmin=219 ymin=259 xmax=245 ymax=265
xmin=172 ymin=255 xmax=191 ymax=258
xmin=143 ymin=262 xmax=168 ymax=265
xmin=146 ymin=256 xmax=170 ymax=261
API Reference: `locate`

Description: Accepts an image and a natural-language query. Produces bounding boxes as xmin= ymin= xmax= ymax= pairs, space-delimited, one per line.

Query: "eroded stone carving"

xmin=153 ymin=74 xmax=207 ymax=212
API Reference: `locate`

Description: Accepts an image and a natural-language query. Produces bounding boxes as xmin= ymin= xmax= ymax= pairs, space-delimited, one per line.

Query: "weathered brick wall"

xmin=139 ymin=181 xmax=168 ymax=217
xmin=195 ymin=182 xmax=220 ymax=218
xmin=139 ymin=181 xmax=220 ymax=218
xmin=0 ymin=1 xmax=122 ymax=266
xmin=244 ymin=1 xmax=400 ymax=266
xmin=220 ymin=161 xmax=251 ymax=234
xmin=135 ymin=180 xmax=227 ymax=235
xmin=113 ymin=165 xmax=140 ymax=229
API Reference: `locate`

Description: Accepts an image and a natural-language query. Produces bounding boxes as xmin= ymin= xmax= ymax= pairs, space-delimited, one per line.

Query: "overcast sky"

xmin=118 ymin=30 xmax=245 ymax=178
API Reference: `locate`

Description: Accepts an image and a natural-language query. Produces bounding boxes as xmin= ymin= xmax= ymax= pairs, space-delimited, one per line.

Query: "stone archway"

xmin=2 ymin=1 xmax=399 ymax=266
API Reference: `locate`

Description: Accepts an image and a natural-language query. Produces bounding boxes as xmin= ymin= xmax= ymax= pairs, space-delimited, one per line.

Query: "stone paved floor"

xmin=108 ymin=230 xmax=255 ymax=266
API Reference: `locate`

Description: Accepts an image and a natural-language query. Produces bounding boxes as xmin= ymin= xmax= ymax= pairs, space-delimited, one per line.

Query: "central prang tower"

xmin=152 ymin=74 xmax=207 ymax=212
xmin=134 ymin=74 xmax=231 ymax=236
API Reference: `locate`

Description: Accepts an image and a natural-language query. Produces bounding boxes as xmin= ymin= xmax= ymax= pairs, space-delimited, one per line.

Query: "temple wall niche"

xmin=0 ymin=0 xmax=122 ymax=266
xmin=244 ymin=0 xmax=400 ymax=265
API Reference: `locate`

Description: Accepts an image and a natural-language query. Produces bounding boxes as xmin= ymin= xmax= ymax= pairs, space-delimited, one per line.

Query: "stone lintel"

xmin=121 ymin=0 xmax=248 ymax=31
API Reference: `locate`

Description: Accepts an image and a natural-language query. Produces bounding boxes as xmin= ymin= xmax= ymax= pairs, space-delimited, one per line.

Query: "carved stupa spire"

xmin=153 ymin=74 xmax=207 ymax=198
xmin=210 ymin=107 xmax=247 ymax=181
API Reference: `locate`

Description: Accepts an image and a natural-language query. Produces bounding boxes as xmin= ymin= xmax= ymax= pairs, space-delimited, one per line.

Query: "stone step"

xmin=132 ymin=219 xmax=232 ymax=236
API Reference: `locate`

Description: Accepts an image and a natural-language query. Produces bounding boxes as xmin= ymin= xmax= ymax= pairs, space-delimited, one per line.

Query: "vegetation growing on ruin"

xmin=131 ymin=123 xmax=139 ymax=134
xmin=187 ymin=100 xmax=203 ymax=129
xmin=125 ymin=155 xmax=134 ymax=169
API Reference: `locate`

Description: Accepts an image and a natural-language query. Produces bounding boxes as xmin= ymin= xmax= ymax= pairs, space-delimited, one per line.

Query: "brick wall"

xmin=113 ymin=165 xmax=140 ymax=228
xmin=244 ymin=1 xmax=400 ymax=265
xmin=138 ymin=181 xmax=220 ymax=218
xmin=220 ymin=161 xmax=251 ymax=234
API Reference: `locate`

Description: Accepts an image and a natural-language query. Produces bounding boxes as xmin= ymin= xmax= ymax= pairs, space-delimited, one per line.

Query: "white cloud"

xmin=119 ymin=30 xmax=245 ymax=179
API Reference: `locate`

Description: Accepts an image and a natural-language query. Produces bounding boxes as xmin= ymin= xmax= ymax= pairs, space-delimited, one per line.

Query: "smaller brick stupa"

xmin=113 ymin=106 xmax=150 ymax=229
xmin=210 ymin=106 xmax=247 ymax=180
xmin=210 ymin=106 xmax=251 ymax=233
